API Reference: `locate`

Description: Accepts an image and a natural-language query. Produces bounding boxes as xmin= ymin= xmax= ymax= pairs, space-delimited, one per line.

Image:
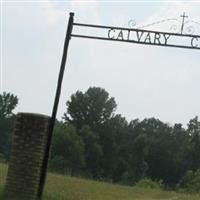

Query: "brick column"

xmin=5 ymin=113 xmax=50 ymax=200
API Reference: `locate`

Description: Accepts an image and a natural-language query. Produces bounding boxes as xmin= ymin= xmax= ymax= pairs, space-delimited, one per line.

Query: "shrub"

xmin=178 ymin=169 xmax=200 ymax=193
xmin=135 ymin=177 xmax=163 ymax=189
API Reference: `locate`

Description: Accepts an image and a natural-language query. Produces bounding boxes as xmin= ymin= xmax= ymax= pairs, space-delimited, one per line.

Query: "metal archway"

xmin=38 ymin=12 xmax=200 ymax=199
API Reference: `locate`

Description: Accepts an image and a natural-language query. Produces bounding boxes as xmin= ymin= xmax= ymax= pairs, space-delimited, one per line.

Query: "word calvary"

xmin=108 ymin=28 xmax=200 ymax=48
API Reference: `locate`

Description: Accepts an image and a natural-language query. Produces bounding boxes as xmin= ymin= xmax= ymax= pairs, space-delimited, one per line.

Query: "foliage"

xmin=135 ymin=178 xmax=163 ymax=189
xmin=1 ymin=88 xmax=200 ymax=192
xmin=178 ymin=169 xmax=200 ymax=193
xmin=50 ymin=122 xmax=85 ymax=175
xmin=0 ymin=92 xmax=18 ymax=119
xmin=49 ymin=88 xmax=200 ymax=190
xmin=79 ymin=125 xmax=103 ymax=178
xmin=0 ymin=92 xmax=18 ymax=161
xmin=186 ymin=117 xmax=200 ymax=171
xmin=63 ymin=87 xmax=117 ymax=130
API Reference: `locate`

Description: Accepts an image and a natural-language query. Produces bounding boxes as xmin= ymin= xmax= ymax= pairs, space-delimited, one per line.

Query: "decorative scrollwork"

xmin=128 ymin=19 xmax=136 ymax=28
xmin=170 ymin=24 xmax=179 ymax=33
xmin=128 ymin=13 xmax=200 ymax=35
xmin=170 ymin=20 xmax=197 ymax=35
xmin=186 ymin=25 xmax=195 ymax=34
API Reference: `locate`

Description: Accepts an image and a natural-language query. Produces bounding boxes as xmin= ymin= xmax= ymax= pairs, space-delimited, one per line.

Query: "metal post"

xmin=37 ymin=12 xmax=74 ymax=200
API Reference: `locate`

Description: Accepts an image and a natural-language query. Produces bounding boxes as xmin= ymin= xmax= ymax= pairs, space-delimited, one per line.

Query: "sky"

xmin=1 ymin=0 xmax=200 ymax=127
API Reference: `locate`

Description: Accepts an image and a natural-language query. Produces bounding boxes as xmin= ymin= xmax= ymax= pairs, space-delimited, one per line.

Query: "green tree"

xmin=79 ymin=125 xmax=103 ymax=178
xmin=186 ymin=117 xmax=200 ymax=170
xmin=0 ymin=92 xmax=18 ymax=160
xmin=133 ymin=118 xmax=176 ymax=185
xmin=170 ymin=123 xmax=189 ymax=184
xmin=178 ymin=169 xmax=200 ymax=193
xmin=103 ymin=114 xmax=130 ymax=182
xmin=0 ymin=92 xmax=18 ymax=118
xmin=63 ymin=87 xmax=117 ymax=130
xmin=129 ymin=134 xmax=148 ymax=183
xmin=50 ymin=122 xmax=85 ymax=175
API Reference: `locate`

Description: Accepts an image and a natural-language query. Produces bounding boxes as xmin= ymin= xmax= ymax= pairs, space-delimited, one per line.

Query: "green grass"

xmin=0 ymin=163 xmax=7 ymax=199
xmin=0 ymin=163 xmax=200 ymax=200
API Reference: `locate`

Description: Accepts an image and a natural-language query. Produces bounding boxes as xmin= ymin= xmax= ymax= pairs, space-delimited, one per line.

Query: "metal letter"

xmin=144 ymin=32 xmax=151 ymax=43
xmin=108 ymin=28 xmax=115 ymax=39
xmin=117 ymin=30 xmax=124 ymax=40
xmin=163 ymin=34 xmax=171 ymax=45
xmin=154 ymin=33 xmax=161 ymax=44
xmin=136 ymin=31 xmax=144 ymax=42
xmin=191 ymin=37 xmax=199 ymax=48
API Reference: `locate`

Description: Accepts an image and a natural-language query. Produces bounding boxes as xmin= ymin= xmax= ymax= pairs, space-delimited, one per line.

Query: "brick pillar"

xmin=5 ymin=113 xmax=50 ymax=200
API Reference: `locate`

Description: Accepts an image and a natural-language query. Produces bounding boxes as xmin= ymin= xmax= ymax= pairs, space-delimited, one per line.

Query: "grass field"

xmin=0 ymin=163 xmax=200 ymax=200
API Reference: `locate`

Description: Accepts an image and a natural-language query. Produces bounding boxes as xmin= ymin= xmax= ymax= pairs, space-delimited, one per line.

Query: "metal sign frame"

xmin=38 ymin=12 xmax=199 ymax=199
xmin=72 ymin=23 xmax=200 ymax=50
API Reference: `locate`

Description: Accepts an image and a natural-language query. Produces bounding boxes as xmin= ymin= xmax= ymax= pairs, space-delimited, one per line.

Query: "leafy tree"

xmin=50 ymin=122 xmax=85 ymax=175
xmin=170 ymin=123 xmax=190 ymax=184
xmin=79 ymin=125 xmax=103 ymax=178
xmin=187 ymin=116 xmax=200 ymax=137
xmin=0 ymin=92 xmax=18 ymax=160
xmin=129 ymin=134 xmax=148 ymax=183
xmin=178 ymin=169 xmax=200 ymax=193
xmin=185 ymin=117 xmax=200 ymax=170
xmin=0 ymin=92 xmax=18 ymax=118
xmin=133 ymin=118 xmax=176 ymax=185
xmin=63 ymin=87 xmax=117 ymax=130
xmin=104 ymin=114 xmax=130 ymax=182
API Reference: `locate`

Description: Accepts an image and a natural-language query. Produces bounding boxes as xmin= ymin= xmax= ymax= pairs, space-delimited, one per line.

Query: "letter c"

xmin=191 ymin=37 xmax=199 ymax=48
xmin=108 ymin=29 xmax=115 ymax=39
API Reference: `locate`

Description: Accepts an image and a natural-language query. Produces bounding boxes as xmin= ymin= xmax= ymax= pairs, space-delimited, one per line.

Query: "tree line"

xmin=0 ymin=88 xmax=200 ymax=191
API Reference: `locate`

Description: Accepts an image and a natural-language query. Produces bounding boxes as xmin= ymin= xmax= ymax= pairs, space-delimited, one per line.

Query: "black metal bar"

xmin=73 ymin=22 xmax=200 ymax=38
xmin=37 ymin=12 xmax=74 ymax=200
xmin=71 ymin=34 xmax=200 ymax=50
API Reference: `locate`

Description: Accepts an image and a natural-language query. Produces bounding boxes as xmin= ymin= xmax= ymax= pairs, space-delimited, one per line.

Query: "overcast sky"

xmin=1 ymin=0 xmax=200 ymax=126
